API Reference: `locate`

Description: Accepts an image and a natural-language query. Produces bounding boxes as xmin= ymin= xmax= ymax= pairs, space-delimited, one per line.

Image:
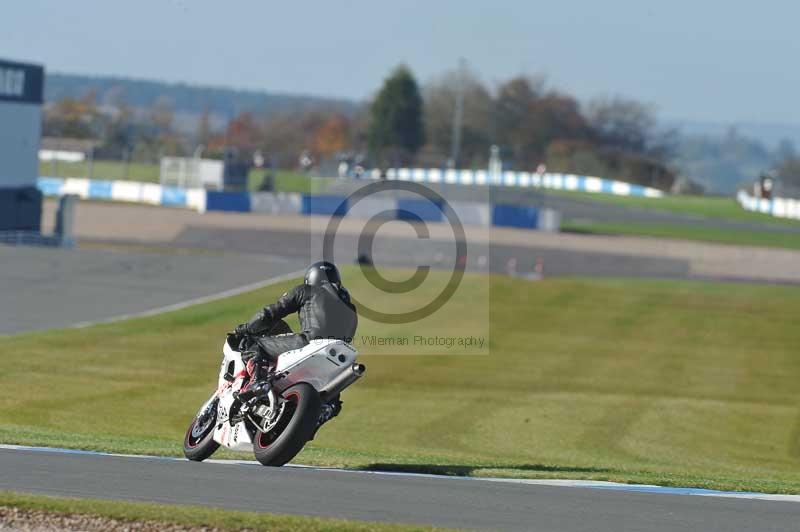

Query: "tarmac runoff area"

xmin=1 ymin=445 xmax=799 ymax=532
xmin=3 ymin=200 xmax=796 ymax=334
xmin=42 ymin=199 xmax=800 ymax=284
xmin=0 ymin=245 xmax=306 ymax=335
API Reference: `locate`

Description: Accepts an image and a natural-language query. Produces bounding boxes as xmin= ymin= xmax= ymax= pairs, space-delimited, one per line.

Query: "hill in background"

xmin=45 ymin=72 xmax=359 ymax=131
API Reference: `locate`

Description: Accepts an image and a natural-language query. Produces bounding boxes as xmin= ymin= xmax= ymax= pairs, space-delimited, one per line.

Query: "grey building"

xmin=0 ymin=58 xmax=44 ymax=232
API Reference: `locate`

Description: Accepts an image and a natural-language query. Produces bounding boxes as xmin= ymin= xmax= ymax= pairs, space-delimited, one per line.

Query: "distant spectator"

xmin=338 ymin=160 xmax=349 ymax=179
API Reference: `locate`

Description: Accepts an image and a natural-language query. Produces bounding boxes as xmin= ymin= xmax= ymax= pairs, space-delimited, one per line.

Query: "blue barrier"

xmin=37 ymin=177 xmax=64 ymax=196
xmin=492 ymin=204 xmax=539 ymax=229
xmin=160 ymin=186 xmax=188 ymax=207
xmin=301 ymin=194 xmax=348 ymax=216
xmin=396 ymin=198 xmax=443 ymax=222
xmin=88 ymin=180 xmax=113 ymax=199
xmin=206 ymin=191 xmax=251 ymax=212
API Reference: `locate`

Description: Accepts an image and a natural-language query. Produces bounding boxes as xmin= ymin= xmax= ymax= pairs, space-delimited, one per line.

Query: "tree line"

xmin=44 ymin=64 xmax=689 ymax=190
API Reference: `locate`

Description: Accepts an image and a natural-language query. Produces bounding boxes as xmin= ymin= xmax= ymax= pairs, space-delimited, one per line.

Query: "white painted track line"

xmin=70 ymin=268 xmax=305 ymax=328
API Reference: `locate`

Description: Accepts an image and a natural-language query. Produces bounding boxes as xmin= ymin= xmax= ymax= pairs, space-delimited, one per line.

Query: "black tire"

xmin=253 ymin=383 xmax=321 ymax=467
xmin=183 ymin=398 xmax=220 ymax=462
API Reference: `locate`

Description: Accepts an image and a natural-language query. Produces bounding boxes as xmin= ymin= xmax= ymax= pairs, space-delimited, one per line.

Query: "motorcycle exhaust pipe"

xmin=321 ymin=363 xmax=365 ymax=400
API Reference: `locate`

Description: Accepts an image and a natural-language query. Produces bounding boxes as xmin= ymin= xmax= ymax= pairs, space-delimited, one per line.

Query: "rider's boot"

xmin=236 ymin=355 xmax=272 ymax=402
xmin=310 ymin=395 xmax=343 ymax=440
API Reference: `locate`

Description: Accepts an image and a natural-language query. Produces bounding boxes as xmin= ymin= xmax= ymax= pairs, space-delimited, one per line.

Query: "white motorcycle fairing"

xmin=211 ymin=338 xmax=358 ymax=451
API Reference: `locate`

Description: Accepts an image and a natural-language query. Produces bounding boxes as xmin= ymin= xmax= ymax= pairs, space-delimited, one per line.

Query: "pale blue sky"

xmin=5 ymin=0 xmax=800 ymax=124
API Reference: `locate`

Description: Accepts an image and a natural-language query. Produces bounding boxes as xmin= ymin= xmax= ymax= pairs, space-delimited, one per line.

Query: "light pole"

xmin=449 ymin=58 xmax=467 ymax=170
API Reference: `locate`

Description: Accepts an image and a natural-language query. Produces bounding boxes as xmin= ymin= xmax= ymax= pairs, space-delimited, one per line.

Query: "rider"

xmin=234 ymin=261 xmax=357 ymax=399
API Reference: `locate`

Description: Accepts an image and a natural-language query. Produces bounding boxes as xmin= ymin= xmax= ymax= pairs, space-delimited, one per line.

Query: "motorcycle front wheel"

xmin=253 ymin=383 xmax=321 ymax=466
xmin=183 ymin=396 xmax=220 ymax=462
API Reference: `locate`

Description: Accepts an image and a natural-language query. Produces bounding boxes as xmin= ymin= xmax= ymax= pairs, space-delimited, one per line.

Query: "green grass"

xmin=248 ymin=168 xmax=332 ymax=193
xmin=563 ymin=221 xmax=800 ymax=249
xmin=550 ymin=188 xmax=800 ymax=227
xmin=0 ymin=492 xmax=450 ymax=531
xmin=2 ymin=270 xmax=800 ymax=494
xmin=39 ymin=159 xmax=332 ymax=193
xmin=40 ymin=160 xmax=161 ymax=182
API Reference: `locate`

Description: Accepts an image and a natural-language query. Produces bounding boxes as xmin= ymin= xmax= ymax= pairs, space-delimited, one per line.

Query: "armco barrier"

xmin=250 ymin=192 xmax=303 ymax=214
xmin=448 ymin=201 xmax=491 ymax=227
xmin=538 ymin=208 xmax=562 ymax=232
xmin=205 ymin=190 xmax=250 ymax=212
xmin=396 ymin=198 xmax=443 ymax=222
xmin=381 ymin=168 xmax=664 ymax=198
xmin=88 ymin=180 xmax=113 ymax=199
xmin=301 ymin=194 xmax=349 ymax=216
xmin=110 ymin=180 xmax=144 ymax=203
xmin=37 ymin=177 xmax=63 ymax=196
xmin=160 ymin=186 xmax=187 ymax=207
xmin=37 ymin=177 xmax=561 ymax=231
xmin=37 ymin=177 xmax=207 ymax=212
xmin=345 ymin=197 xmax=398 ymax=220
xmin=737 ymin=190 xmax=800 ymax=220
xmin=492 ymin=204 xmax=539 ymax=229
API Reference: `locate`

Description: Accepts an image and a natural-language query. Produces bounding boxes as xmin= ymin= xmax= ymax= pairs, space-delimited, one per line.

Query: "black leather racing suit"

xmin=241 ymin=281 xmax=358 ymax=359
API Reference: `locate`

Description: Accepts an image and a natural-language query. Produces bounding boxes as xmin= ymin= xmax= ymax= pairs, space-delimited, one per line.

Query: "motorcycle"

xmin=183 ymin=321 xmax=365 ymax=466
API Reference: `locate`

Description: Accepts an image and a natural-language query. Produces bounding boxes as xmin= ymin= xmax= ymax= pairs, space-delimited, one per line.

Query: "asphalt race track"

xmin=0 ymin=245 xmax=305 ymax=335
xmin=2 ymin=448 xmax=799 ymax=532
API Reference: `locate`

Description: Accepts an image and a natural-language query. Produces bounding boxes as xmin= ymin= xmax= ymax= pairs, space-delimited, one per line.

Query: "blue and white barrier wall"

xmin=374 ymin=168 xmax=664 ymax=198
xmin=38 ymin=177 xmax=207 ymax=212
xmin=737 ymin=190 xmax=800 ymax=220
xmin=37 ymin=177 xmax=560 ymax=231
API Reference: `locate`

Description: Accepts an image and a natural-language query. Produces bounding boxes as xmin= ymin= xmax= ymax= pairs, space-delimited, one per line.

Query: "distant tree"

xmin=776 ymin=157 xmax=800 ymax=189
xmin=423 ymin=68 xmax=491 ymax=167
xmin=226 ymin=112 xmax=263 ymax=157
xmin=261 ymin=109 xmax=314 ymax=168
xmin=97 ymin=91 xmax=134 ymax=159
xmin=586 ymin=97 xmax=656 ymax=153
xmin=493 ymin=76 xmax=544 ymax=133
xmin=150 ymin=98 xmax=187 ymax=156
xmin=313 ymin=114 xmax=351 ymax=158
xmin=525 ymin=93 xmax=589 ymax=163
xmin=44 ymin=91 xmax=102 ymax=139
xmin=545 ymin=139 xmax=609 ymax=177
xmin=494 ymin=76 xmax=589 ymax=168
xmin=368 ymin=65 xmax=425 ymax=166
xmin=149 ymin=97 xmax=174 ymax=134
xmin=776 ymin=138 xmax=796 ymax=162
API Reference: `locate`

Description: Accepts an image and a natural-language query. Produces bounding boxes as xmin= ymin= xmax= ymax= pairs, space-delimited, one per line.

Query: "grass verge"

xmin=563 ymin=220 xmax=800 ymax=249
xmin=39 ymin=159 xmax=331 ymax=194
xmin=1 ymin=272 xmax=799 ymax=494
xmin=40 ymin=160 xmax=161 ymax=183
xmin=550 ymin=188 xmax=800 ymax=227
xmin=0 ymin=491 xmax=449 ymax=531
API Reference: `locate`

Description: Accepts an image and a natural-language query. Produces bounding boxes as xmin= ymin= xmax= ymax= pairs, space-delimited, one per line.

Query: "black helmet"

xmin=304 ymin=261 xmax=341 ymax=287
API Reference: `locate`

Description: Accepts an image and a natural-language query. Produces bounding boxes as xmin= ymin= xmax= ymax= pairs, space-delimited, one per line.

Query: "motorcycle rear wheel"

xmin=183 ymin=397 xmax=220 ymax=462
xmin=253 ymin=383 xmax=321 ymax=466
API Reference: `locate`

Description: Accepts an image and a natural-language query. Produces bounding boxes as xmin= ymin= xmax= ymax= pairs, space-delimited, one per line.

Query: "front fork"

xmin=195 ymin=393 xmax=218 ymax=420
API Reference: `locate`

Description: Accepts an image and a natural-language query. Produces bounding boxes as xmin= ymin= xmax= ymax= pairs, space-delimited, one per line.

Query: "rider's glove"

xmin=234 ymin=323 xmax=250 ymax=337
